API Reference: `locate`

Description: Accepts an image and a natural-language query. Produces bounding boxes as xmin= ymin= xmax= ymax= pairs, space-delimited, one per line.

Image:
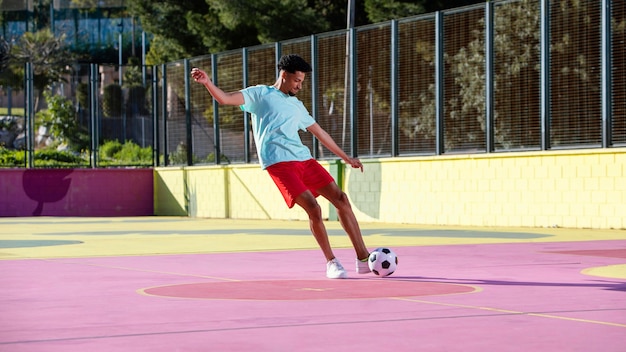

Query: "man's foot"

xmin=356 ymin=257 xmax=371 ymax=274
xmin=326 ymin=258 xmax=348 ymax=279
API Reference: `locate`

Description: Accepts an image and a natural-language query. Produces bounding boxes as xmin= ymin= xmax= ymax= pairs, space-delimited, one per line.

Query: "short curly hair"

xmin=277 ymin=54 xmax=312 ymax=74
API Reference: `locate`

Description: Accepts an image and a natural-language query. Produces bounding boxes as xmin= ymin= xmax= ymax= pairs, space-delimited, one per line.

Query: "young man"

xmin=191 ymin=54 xmax=371 ymax=279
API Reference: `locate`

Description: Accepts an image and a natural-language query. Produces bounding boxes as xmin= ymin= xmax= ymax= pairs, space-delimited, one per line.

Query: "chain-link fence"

xmin=3 ymin=0 xmax=624 ymax=168
xmin=1 ymin=62 xmax=154 ymax=168
xmin=159 ymin=0 xmax=624 ymax=167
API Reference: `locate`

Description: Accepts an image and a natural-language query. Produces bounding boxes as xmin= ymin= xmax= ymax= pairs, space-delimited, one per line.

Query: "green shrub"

xmin=0 ymin=147 xmax=86 ymax=167
xmin=0 ymin=147 xmax=24 ymax=167
xmin=99 ymin=140 xmax=152 ymax=166
xmin=38 ymin=92 xmax=90 ymax=152
xmin=34 ymin=149 xmax=85 ymax=166
xmin=34 ymin=149 xmax=83 ymax=163
xmin=100 ymin=140 xmax=123 ymax=158
xmin=123 ymin=60 xmax=143 ymax=88
xmin=206 ymin=152 xmax=230 ymax=163
xmin=118 ymin=142 xmax=152 ymax=162
xmin=168 ymin=142 xmax=199 ymax=165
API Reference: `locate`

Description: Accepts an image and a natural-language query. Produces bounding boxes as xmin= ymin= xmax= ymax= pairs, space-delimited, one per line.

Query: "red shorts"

xmin=266 ymin=159 xmax=335 ymax=208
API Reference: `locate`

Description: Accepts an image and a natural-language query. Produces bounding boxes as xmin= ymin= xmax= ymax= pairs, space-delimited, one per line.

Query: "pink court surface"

xmin=1 ymin=217 xmax=625 ymax=352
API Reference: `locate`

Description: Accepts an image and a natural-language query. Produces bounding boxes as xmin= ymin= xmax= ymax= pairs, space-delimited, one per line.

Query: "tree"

xmin=411 ymin=0 xmax=542 ymax=150
xmin=409 ymin=0 xmax=620 ymax=151
xmin=205 ymin=0 xmax=329 ymax=44
xmin=37 ymin=91 xmax=89 ymax=152
xmin=422 ymin=0 xmax=486 ymax=13
xmin=364 ymin=0 xmax=425 ymax=23
xmin=129 ymin=0 xmax=489 ymax=65
xmin=364 ymin=0 xmax=487 ymax=23
xmin=129 ymin=0 xmax=351 ymax=64
xmin=10 ymin=28 xmax=74 ymax=110
xmin=127 ymin=0 xmax=213 ymax=64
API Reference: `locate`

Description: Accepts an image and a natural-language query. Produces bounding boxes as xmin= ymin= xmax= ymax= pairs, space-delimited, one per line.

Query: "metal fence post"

xmin=349 ymin=27 xmax=358 ymax=158
xmin=24 ymin=62 xmax=34 ymax=168
xmin=183 ymin=59 xmax=193 ymax=166
xmin=161 ymin=64 xmax=168 ymax=166
xmin=275 ymin=42 xmax=282 ymax=76
xmin=89 ymin=63 xmax=99 ymax=168
xmin=142 ymin=32 xmax=147 ymax=87
xmin=211 ymin=54 xmax=221 ymax=165
xmin=435 ymin=11 xmax=445 ymax=155
xmin=540 ymin=0 xmax=551 ymax=150
xmin=242 ymin=48 xmax=249 ymax=164
xmin=152 ymin=65 xmax=159 ymax=166
xmin=310 ymin=34 xmax=320 ymax=159
xmin=485 ymin=1 xmax=495 ymax=153
xmin=390 ymin=19 xmax=399 ymax=157
xmin=601 ymin=0 xmax=613 ymax=148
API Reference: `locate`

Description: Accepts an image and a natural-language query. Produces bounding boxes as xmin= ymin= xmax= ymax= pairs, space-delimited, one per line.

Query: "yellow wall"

xmin=154 ymin=148 xmax=625 ymax=229
xmin=155 ymin=163 xmax=330 ymax=221
xmin=154 ymin=167 xmax=187 ymax=216
xmin=186 ymin=166 xmax=228 ymax=218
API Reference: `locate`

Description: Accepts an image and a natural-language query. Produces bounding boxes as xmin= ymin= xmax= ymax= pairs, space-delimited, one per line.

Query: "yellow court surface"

xmin=1 ymin=217 xmax=625 ymax=279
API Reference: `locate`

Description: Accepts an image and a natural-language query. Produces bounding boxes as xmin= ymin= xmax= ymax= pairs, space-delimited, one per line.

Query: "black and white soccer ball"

xmin=368 ymin=247 xmax=398 ymax=277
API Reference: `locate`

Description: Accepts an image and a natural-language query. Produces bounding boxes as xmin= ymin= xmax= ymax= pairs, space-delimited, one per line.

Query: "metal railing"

xmin=157 ymin=0 xmax=624 ymax=167
xmin=10 ymin=0 xmax=625 ymax=168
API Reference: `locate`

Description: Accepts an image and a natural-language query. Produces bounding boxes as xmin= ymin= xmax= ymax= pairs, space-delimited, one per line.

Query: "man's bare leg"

xmin=294 ymin=190 xmax=336 ymax=261
xmin=317 ymin=182 xmax=369 ymax=260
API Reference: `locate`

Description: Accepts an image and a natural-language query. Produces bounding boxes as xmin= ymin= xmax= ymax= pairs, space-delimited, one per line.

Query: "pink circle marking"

xmin=144 ymin=279 xmax=476 ymax=300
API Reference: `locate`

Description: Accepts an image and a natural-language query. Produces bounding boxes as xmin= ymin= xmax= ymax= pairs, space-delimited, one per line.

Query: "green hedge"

xmin=0 ymin=148 xmax=85 ymax=167
xmin=0 ymin=140 xmax=152 ymax=168
xmin=99 ymin=140 xmax=152 ymax=167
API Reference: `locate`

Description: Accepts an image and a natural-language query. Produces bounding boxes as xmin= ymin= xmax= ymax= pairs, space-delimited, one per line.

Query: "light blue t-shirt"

xmin=240 ymin=85 xmax=316 ymax=169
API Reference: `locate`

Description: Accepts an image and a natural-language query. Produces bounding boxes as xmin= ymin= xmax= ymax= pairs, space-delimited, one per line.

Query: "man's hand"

xmin=345 ymin=157 xmax=363 ymax=172
xmin=191 ymin=67 xmax=209 ymax=85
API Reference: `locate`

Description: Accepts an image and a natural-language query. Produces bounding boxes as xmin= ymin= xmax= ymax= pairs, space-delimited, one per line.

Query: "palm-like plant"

xmin=11 ymin=28 xmax=73 ymax=110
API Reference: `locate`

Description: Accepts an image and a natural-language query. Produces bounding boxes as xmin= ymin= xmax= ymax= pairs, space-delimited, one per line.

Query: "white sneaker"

xmin=356 ymin=257 xmax=371 ymax=274
xmin=326 ymin=258 xmax=348 ymax=279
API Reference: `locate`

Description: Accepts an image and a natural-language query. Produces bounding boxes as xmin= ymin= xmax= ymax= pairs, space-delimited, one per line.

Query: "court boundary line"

xmin=392 ymin=297 xmax=626 ymax=328
xmin=2 ymin=306 xmax=625 ymax=347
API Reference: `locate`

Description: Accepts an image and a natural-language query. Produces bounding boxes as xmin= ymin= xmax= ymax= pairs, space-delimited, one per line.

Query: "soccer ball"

xmin=368 ymin=247 xmax=398 ymax=277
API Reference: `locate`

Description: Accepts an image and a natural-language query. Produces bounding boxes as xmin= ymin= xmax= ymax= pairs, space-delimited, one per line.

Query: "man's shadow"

xmin=364 ymin=275 xmax=626 ymax=292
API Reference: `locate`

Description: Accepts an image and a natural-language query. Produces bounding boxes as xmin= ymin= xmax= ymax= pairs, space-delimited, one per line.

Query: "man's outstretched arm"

xmin=307 ymin=123 xmax=363 ymax=172
xmin=191 ymin=67 xmax=245 ymax=106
